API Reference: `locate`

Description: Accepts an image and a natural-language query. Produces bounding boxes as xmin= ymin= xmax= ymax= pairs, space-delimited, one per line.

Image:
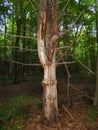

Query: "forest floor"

xmin=0 ymin=75 xmax=98 ymax=130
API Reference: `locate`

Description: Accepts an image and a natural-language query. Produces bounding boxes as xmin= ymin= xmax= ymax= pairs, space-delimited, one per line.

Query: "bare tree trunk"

xmin=10 ymin=15 xmax=14 ymax=79
xmin=12 ymin=1 xmax=22 ymax=83
xmin=22 ymin=11 xmax=26 ymax=81
xmin=37 ymin=0 xmax=58 ymax=126
xmin=13 ymin=18 xmax=21 ymax=83
xmin=42 ymin=53 xmax=58 ymax=126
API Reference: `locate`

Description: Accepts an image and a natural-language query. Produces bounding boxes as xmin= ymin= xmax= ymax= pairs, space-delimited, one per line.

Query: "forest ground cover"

xmin=0 ymin=75 xmax=98 ymax=130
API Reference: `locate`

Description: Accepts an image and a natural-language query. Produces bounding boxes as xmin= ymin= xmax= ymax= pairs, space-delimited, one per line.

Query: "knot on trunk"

xmin=52 ymin=34 xmax=58 ymax=43
xmin=42 ymin=79 xmax=57 ymax=87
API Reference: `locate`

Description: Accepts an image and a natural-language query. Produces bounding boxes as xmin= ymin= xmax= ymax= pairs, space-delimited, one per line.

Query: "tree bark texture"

xmin=37 ymin=0 xmax=59 ymax=126
xmin=13 ymin=18 xmax=21 ymax=83
xmin=12 ymin=1 xmax=22 ymax=83
xmin=22 ymin=10 xmax=26 ymax=81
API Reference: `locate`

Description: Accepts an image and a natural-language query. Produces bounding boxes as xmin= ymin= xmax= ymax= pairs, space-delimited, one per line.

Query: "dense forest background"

xmin=0 ymin=0 xmax=98 ymax=130
xmin=0 ymin=0 xmax=97 ymax=81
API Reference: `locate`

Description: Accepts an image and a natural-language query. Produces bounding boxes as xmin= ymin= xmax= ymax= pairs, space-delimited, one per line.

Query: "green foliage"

xmin=0 ymin=0 xmax=97 ymax=77
xmin=86 ymin=106 xmax=98 ymax=122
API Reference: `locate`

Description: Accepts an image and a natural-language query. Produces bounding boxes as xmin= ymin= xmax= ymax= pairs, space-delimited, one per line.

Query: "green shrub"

xmin=86 ymin=106 xmax=98 ymax=122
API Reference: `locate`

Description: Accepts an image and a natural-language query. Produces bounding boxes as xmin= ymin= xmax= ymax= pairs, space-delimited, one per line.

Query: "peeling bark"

xmin=37 ymin=0 xmax=59 ymax=126
xmin=42 ymin=53 xmax=58 ymax=126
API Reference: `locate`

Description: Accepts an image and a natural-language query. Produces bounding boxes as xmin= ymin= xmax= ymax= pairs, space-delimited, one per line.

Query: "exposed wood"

xmin=37 ymin=0 xmax=47 ymax=66
xmin=37 ymin=0 xmax=59 ymax=126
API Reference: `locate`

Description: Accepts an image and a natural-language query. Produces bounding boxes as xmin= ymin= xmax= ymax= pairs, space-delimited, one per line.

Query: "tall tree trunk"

xmin=94 ymin=0 xmax=98 ymax=105
xmin=42 ymin=53 xmax=58 ymax=126
xmin=22 ymin=24 xmax=26 ymax=80
xmin=22 ymin=11 xmax=26 ymax=81
xmin=13 ymin=18 xmax=21 ymax=83
xmin=10 ymin=15 xmax=14 ymax=79
xmin=37 ymin=0 xmax=59 ymax=126
xmin=12 ymin=1 xmax=22 ymax=83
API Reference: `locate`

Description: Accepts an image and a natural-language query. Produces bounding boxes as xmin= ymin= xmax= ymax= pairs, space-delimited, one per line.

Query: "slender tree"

xmin=37 ymin=0 xmax=59 ymax=126
xmin=21 ymin=10 xmax=26 ymax=81
xmin=12 ymin=0 xmax=22 ymax=83
xmin=10 ymin=14 xmax=15 ymax=79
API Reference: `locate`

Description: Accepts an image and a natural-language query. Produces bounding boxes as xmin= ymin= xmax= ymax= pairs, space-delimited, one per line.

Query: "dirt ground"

xmin=0 ymin=76 xmax=98 ymax=130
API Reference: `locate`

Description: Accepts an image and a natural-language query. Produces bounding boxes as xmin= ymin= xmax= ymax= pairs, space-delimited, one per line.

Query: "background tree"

xmin=12 ymin=0 xmax=22 ymax=83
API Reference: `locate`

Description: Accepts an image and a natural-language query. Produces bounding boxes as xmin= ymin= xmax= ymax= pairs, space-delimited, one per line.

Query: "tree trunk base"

xmin=42 ymin=77 xmax=58 ymax=127
xmin=41 ymin=117 xmax=58 ymax=127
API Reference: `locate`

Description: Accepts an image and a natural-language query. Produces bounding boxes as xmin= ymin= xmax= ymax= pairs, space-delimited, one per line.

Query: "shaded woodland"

xmin=0 ymin=0 xmax=98 ymax=130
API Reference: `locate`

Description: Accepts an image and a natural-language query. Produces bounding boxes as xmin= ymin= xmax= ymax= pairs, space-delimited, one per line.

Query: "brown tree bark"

xmin=13 ymin=18 xmax=21 ymax=83
xmin=12 ymin=0 xmax=22 ymax=83
xmin=37 ymin=0 xmax=59 ymax=126
xmin=21 ymin=11 xmax=26 ymax=81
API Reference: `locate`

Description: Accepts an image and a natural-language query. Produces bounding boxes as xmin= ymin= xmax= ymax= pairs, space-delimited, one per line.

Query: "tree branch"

xmin=57 ymin=25 xmax=83 ymax=62
xmin=59 ymin=9 xmax=85 ymax=37
xmin=28 ymin=0 xmax=38 ymax=14
xmin=56 ymin=61 xmax=76 ymax=65
xmin=37 ymin=0 xmax=47 ymax=66
xmin=0 ymin=45 xmax=37 ymax=52
xmin=71 ymin=55 xmax=95 ymax=75
xmin=59 ymin=0 xmax=70 ymax=20
xmin=62 ymin=104 xmax=74 ymax=119
xmin=0 ymin=32 xmax=36 ymax=40
xmin=70 ymin=84 xmax=94 ymax=100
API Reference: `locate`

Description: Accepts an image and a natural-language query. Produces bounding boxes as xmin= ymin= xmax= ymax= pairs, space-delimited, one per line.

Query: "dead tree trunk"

xmin=37 ymin=0 xmax=59 ymax=126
